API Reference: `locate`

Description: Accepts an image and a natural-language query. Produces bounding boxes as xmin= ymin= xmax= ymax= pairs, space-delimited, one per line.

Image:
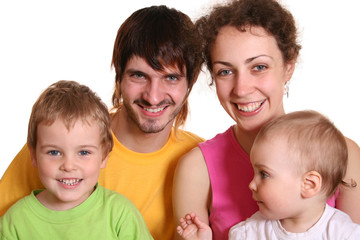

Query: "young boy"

xmin=0 ymin=80 xmax=153 ymax=239
xmin=177 ymin=110 xmax=360 ymax=239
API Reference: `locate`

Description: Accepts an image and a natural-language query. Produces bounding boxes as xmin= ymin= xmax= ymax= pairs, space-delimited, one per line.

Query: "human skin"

xmin=173 ymin=24 xmax=360 ymax=238
xmin=177 ymin=212 xmax=212 ymax=240
xmin=249 ymin=137 xmax=326 ymax=233
xmin=211 ymin=26 xmax=294 ymax=153
xmin=30 ymin=119 xmax=108 ymax=211
xmin=337 ymin=138 xmax=360 ymax=223
xmin=111 ymin=55 xmax=189 ymax=153
xmin=173 ymin=26 xmax=297 ymax=239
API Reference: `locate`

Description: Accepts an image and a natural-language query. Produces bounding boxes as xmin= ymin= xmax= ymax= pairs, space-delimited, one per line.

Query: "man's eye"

xmin=167 ymin=75 xmax=178 ymax=81
xmin=130 ymin=71 xmax=145 ymax=79
xmin=133 ymin=73 xmax=144 ymax=78
xmin=48 ymin=150 xmax=60 ymax=156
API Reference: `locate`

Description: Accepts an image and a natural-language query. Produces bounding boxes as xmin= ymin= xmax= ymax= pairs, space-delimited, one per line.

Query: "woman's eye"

xmin=217 ymin=69 xmax=232 ymax=76
xmin=48 ymin=150 xmax=60 ymax=156
xmin=79 ymin=150 xmax=90 ymax=156
xmin=253 ymin=65 xmax=267 ymax=71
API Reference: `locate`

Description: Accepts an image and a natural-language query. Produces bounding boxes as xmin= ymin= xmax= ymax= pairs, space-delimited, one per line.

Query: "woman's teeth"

xmin=237 ymin=100 xmax=265 ymax=112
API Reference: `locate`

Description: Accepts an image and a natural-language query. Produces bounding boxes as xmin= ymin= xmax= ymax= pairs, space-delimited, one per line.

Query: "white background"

xmin=1 ymin=0 xmax=359 ymax=178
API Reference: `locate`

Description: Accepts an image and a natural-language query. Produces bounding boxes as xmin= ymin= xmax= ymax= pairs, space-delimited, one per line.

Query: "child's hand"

xmin=176 ymin=213 xmax=212 ymax=240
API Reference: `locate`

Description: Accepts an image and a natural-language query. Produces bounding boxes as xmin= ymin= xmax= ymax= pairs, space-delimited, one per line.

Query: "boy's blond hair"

xmin=254 ymin=110 xmax=350 ymax=198
xmin=27 ymin=80 xmax=113 ymax=157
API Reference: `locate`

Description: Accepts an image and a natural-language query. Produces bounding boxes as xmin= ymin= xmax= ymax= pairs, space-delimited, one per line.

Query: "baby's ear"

xmin=301 ymin=171 xmax=322 ymax=198
xmin=29 ymin=147 xmax=38 ymax=168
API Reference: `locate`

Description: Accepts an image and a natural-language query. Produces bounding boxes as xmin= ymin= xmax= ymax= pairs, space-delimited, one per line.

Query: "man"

xmin=0 ymin=6 xmax=203 ymax=240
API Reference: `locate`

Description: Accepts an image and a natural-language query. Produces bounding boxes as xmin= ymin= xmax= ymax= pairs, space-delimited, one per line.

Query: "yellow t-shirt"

xmin=0 ymin=128 xmax=203 ymax=240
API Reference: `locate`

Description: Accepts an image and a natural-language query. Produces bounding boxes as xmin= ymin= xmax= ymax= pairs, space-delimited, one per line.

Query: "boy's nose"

xmin=60 ymin=157 xmax=76 ymax=171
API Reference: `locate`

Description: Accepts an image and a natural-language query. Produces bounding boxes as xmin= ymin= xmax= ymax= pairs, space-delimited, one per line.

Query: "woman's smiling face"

xmin=211 ymin=25 xmax=295 ymax=133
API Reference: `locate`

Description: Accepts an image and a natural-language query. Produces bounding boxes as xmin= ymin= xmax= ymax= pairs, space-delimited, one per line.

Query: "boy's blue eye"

xmin=48 ymin=150 xmax=60 ymax=156
xmin=79 ymin=150 xmax=90 ymax=156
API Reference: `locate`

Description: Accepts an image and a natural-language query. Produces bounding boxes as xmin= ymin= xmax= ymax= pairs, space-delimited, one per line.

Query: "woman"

xmin=173 ymin=0 xmax=360 ymax=239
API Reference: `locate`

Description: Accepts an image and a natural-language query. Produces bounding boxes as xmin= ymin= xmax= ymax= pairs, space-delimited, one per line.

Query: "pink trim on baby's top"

xmin=326 ymin=188 xmax=339 ymax=207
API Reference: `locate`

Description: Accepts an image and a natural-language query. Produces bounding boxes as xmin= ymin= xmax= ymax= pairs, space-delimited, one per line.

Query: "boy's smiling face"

xmin=31 ymin=118 xmax=107 ymax=211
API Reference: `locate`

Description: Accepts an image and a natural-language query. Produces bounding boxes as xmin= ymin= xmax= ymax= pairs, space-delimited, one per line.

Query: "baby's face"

xmin=249 ymin=138 xmax=302 ymax=220
xmin=32 ymin=118 xmax=107 ymax=210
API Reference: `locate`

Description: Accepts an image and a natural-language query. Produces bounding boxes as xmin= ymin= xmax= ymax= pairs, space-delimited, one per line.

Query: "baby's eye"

xmin=260 ymin=171 xmax=269 ymax=179
xmin=79 ymin=150 xmax=90 ymax=156
xmin=48 ymin=150 xmax=60 ymax=156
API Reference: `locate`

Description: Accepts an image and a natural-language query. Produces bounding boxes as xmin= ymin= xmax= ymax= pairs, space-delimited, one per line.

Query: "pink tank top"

xmin=199 ymin=126 xmax=258 ymax=240
xmin=199 ymin=126 xmax=337 ymax=240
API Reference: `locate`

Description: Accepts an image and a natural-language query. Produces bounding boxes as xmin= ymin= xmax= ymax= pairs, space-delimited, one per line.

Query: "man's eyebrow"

xmin=125 ymin=68 xmax=143 ymax=73
xmin=124 ymin=69 xmax=148 ymax=76
xmin=164 ymin=72 xmax=185 ymax=77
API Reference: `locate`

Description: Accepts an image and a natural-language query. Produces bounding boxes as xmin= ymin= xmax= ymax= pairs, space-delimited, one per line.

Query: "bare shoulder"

xmin=344 ymin=137 xmax=360 ymax=180
xmin=345 ymin=137 xmax=360 ymax=150
xmin=173 ymin=146 xmax=211 ymax=230
xmin=337 ymin=137 xmax=360 ymax=224
xmin=177 ymin=147 xmax=207 ymax=172
xmin=345 ymin=137 xmax=360 ymax=152
xmin=173 ymin=146 xmax=210 ymax=194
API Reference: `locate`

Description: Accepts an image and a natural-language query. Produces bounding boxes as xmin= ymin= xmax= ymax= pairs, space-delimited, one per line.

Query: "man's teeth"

xmin=237 ymin=100 xmax=264 ymax=112
xmin=144 ymin=107 xmax=166 ymax=113
xmin=58 ymin=179 xmax=81 ymax=186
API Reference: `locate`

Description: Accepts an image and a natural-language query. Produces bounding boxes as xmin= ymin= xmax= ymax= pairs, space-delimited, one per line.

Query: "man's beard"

xmin=122 ymin=98 xmax=183 ymax=134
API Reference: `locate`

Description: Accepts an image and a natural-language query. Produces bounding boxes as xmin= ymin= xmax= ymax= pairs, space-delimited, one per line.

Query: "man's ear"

xmin=301 ymin=170 xmax=322 ymax=199
xmin=29 ymin=147 xmax=38 ymax=168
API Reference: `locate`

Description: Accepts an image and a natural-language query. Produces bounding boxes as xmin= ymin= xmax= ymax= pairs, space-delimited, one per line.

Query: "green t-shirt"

xmin=0 ymin=185 xmax=153 ymax=240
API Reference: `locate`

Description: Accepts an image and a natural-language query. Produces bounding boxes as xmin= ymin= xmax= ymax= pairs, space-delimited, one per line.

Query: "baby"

xmin=177 ymin=110 xmax=360 ymax=239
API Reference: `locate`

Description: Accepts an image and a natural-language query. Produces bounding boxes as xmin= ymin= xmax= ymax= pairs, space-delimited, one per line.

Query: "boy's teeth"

xmin=58 ymin=179 xmax=81 ymax=186
xmin=144 ymin=107 xmax=165 ymax=113
xmin=237 ymin=100 xmax=264 ymax=112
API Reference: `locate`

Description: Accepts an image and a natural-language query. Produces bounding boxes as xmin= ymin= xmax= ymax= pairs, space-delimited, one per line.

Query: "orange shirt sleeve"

xmin=0 ymin=144 xmax=43 ymax=216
